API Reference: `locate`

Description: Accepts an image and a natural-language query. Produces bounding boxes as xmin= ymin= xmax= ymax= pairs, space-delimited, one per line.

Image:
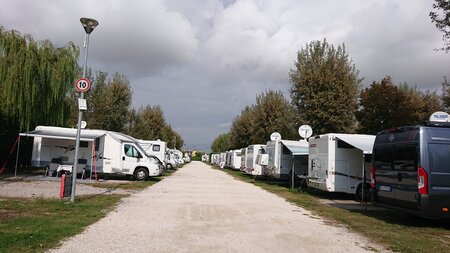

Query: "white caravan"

xmin=264 ymin=140 xmax=309 ymax=180
xmin=165 ymin=149 xmax=178 ymax=169
xmin=210 ymin=153 xmax=220 ymax=165
xmin=229 ymin=149 xmax=242 ymax=170
xmin=138 ymin=139 xmax=166 ymax=165
xmin=245 ymin=145 xmax=266 ymax=176
xmin=21 ymin=126 xmax=163 ymax=180
xmin=240 ymin=147 xmax=248 ymax=172
xmin=307 ymin=133 xmax=375 ymax=200
xmin=219 ymin=152 xmax=227 ymax=168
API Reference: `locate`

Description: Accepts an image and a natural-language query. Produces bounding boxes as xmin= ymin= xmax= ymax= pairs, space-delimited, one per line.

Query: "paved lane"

xmin=50 ymin=161 xmax=387 ymax=253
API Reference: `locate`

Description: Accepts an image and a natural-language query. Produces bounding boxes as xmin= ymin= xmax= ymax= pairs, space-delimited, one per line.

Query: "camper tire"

xmin=166 ymin=163 xmax=173 ymax=170
xmin=356 ymin=183 xmax=371 ymax=202
xmin=134 ymin=167 xmax=149 ymax=181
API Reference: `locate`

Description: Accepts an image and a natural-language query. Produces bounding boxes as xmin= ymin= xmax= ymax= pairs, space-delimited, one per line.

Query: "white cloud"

xmin=1 ymin=0 xmax=450 ymax=150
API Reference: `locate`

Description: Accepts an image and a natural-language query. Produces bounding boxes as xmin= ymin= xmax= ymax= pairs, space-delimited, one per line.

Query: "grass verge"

xmin=0 ymin=195 xmax=123 ymax=253
xmin=214 ymin=165 xmax=450 ymax=253
xmin=0 ymin=166 xmax=180 ymax=253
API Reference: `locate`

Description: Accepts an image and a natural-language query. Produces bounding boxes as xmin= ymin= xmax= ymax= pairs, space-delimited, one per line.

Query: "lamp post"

xmin=70 ymin=17 xmax=99 ymax=203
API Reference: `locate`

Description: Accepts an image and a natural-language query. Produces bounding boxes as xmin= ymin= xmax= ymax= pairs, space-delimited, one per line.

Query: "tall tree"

xmin=421 ymin=90 xmax=444 ymax=120
xmin=211 ymin=133 xmax=231 ymax=153
xmin=95 ymin=72 xmax=132 ymax=132
xmin=229 ymin=106 xmax=255 ymax=149
xmin=289 ymin=39 xmax=361 ymax=135
xmin=129 ymin=105 xmax=166 ymax=140
xmin=0 ymin=27 xmax=79 ymax=131
xmin=357 ymin=76 xmax=429 ymax=134
xmin=430 ymin=0 xmax=450 ymax=52
xmin=252 ymin=90 xmax=297 ymax=144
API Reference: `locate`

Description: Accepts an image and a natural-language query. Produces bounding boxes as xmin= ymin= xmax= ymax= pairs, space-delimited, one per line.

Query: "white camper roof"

xmin=333 ymin=134 xmax=375 ymax=154
xmin=20 ymin=126 xmax=135 ymax=143
xmin=280 ymin=140 xmax=309 ymax=155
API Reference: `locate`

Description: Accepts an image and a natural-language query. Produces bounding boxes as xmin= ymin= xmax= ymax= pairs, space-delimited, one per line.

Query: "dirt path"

xmin=49 ymin=161 xmax=388 ymax=253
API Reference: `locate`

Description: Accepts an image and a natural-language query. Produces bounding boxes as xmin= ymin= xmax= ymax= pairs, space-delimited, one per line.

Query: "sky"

xmin=1 ymin=0 xmax=450 ymax=151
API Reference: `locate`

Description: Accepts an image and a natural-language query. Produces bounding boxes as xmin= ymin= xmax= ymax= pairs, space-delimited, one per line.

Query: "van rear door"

xmin=373 ymin=146 xmax=397 ymax=205
xmin=392 ymin=145 xmax=419 ymax=210
xmin=427 ymin=143 xmax=450 ymax=194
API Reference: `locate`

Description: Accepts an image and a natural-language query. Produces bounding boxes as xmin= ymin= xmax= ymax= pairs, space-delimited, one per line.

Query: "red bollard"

xmin=60 ymin=174 xmax=66 ymax=199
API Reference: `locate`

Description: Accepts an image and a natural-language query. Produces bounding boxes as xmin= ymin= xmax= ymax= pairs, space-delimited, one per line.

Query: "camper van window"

xmin=429 ymin=143 xmax=450 ymax=173
xmin=124 ymin=144 xmax=142 ymax=158
xmin=79 ymin=141 xmax=89 ymax=148
xmin=152 ymin=145 xmax=161 ymax=152
xmin=337 ymin=140 xmax=354 ymax=149
xmin=374 ymin=147 xmax=392 ymax=170
xmin=95 ymin=138 xmax=100 ymax=151
xmin=393 ymin=145 xmax=417 ymax=172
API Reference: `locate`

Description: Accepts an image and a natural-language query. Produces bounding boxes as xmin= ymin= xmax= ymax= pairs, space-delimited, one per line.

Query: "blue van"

xmin=371 ymin=124 xmax=450 ymax=219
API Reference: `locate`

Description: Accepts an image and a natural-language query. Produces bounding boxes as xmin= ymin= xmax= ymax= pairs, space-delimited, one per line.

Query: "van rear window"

xmin=428 ymin=128 xmax=450 ymax=141
xmin=428 ymin=144 xmax=450 ymax=173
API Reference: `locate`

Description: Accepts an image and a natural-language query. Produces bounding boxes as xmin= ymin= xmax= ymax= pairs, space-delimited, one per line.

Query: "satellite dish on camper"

xmin=80 ymin=121 xmax=87 ymax=129
xmin=270 ymin=132 xmax=282 ymax=141
xmin=429 ymin=111 xmax=450 ymax=123
xmin=298 ymin=125 xmax=313 ymax=139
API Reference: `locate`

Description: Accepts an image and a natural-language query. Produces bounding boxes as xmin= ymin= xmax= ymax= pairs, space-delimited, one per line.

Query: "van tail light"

xmin=418 ymin=166 xmax=428 ymax=195
xmin=251 ymin=167 xmax=254 ymax=171
xmin=370 ymin=164 xmax=376 ymax=188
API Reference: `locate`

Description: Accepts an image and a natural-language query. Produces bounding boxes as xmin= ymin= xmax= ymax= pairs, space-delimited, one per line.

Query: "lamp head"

xmin=80 ymin=17 xmax=99 ymax=34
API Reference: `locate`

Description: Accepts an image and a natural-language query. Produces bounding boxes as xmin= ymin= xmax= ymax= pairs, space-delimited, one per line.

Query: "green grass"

xmin=0 ymin=166 xmax=180 ymax=253
xmin=0 ymin=195 xmax=123 ymax=253
xmin=213 ymin=165 xmax=450 ymax=253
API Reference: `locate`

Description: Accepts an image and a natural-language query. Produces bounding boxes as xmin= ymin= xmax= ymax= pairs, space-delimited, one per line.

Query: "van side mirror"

xmin=137 ymin=153 xmax=143 ymax=159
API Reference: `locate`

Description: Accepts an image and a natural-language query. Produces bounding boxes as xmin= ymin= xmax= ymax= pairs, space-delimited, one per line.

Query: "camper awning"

xmin=20 ymin=129 xmax=104 ymax=141
xmin=335 ymin=135 xmax=375 ymax=154
xmin=281 ymin=140 xmax=309 ymax=155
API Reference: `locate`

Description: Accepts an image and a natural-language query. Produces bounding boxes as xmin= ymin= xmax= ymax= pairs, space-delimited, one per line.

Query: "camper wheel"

xmin=134 ymin=167 xmax=149 ymax=181
xmin=166 ymin=163 xmax=173 ymax=170
xmin=356 ymin=183 xmax=371 ymax=202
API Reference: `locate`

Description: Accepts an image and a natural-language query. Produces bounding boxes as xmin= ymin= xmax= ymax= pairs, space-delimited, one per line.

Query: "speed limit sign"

xmin=75 ymin=78 xmax=91 ymax=93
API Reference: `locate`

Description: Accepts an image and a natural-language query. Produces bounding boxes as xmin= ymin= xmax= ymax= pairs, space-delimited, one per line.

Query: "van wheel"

xmin=356 ymin=183 xmax=371 ymax=201
xmin=166 ymin=163 xmax=172 ymax=170
xmin=134 ymin=168 xmax=148 ymax=181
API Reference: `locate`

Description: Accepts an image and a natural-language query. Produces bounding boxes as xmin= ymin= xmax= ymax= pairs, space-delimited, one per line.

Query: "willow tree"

xmin=0 ymin=27 xmax=79 ymax=131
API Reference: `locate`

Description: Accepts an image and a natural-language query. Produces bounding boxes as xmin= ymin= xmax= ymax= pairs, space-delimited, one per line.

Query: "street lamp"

xmin=70 ymin=17 xmax=99 ymax=203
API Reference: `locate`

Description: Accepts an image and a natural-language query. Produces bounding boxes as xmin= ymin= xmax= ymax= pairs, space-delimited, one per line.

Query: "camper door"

xmin=122 ymin=143 xmax=143 ymax=173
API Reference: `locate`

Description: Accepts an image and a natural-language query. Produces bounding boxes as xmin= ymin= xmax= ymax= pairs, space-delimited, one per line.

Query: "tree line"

xmin=211 ymin=39 xmax=449 ymax=153
xmin=0 ymin=27 xmax=183 ymax=166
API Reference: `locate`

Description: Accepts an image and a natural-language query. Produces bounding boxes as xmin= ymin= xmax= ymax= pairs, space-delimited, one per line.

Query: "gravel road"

xmin=49 ymin=161 xmax=388 ymax=253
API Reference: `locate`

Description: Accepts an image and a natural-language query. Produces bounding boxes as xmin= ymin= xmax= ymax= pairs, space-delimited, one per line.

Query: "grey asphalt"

xmin=48 ymin=161 xmax=388 ymax=253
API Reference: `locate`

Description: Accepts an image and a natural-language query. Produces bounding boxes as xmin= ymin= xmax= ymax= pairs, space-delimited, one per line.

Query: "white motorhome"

xmin=219 ymin=152 xmax=227 ymax=168
xmin=307 ymin=133 xmax=375 ymax=200
xmin=264 ymin=140 xmax=309 ymax=181
xmin=138 ymin=139 xmax=167 ymax=165
xmin=229 ymin=149 xmax=241 ymax=170
xmin=21 ymin=126 xmax=163 ymax=180
xmin=245 ymin=145 xmax=266 ymax=176
xmin=165 ymin=149 xmax=178 ymax=169
xmin=240 ymin=147 xmax=248 ymax=172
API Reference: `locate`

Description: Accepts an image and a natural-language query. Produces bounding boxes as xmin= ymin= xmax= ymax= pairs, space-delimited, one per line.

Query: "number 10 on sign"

xmin=75 ymin=78 xmax=91 ymax=93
